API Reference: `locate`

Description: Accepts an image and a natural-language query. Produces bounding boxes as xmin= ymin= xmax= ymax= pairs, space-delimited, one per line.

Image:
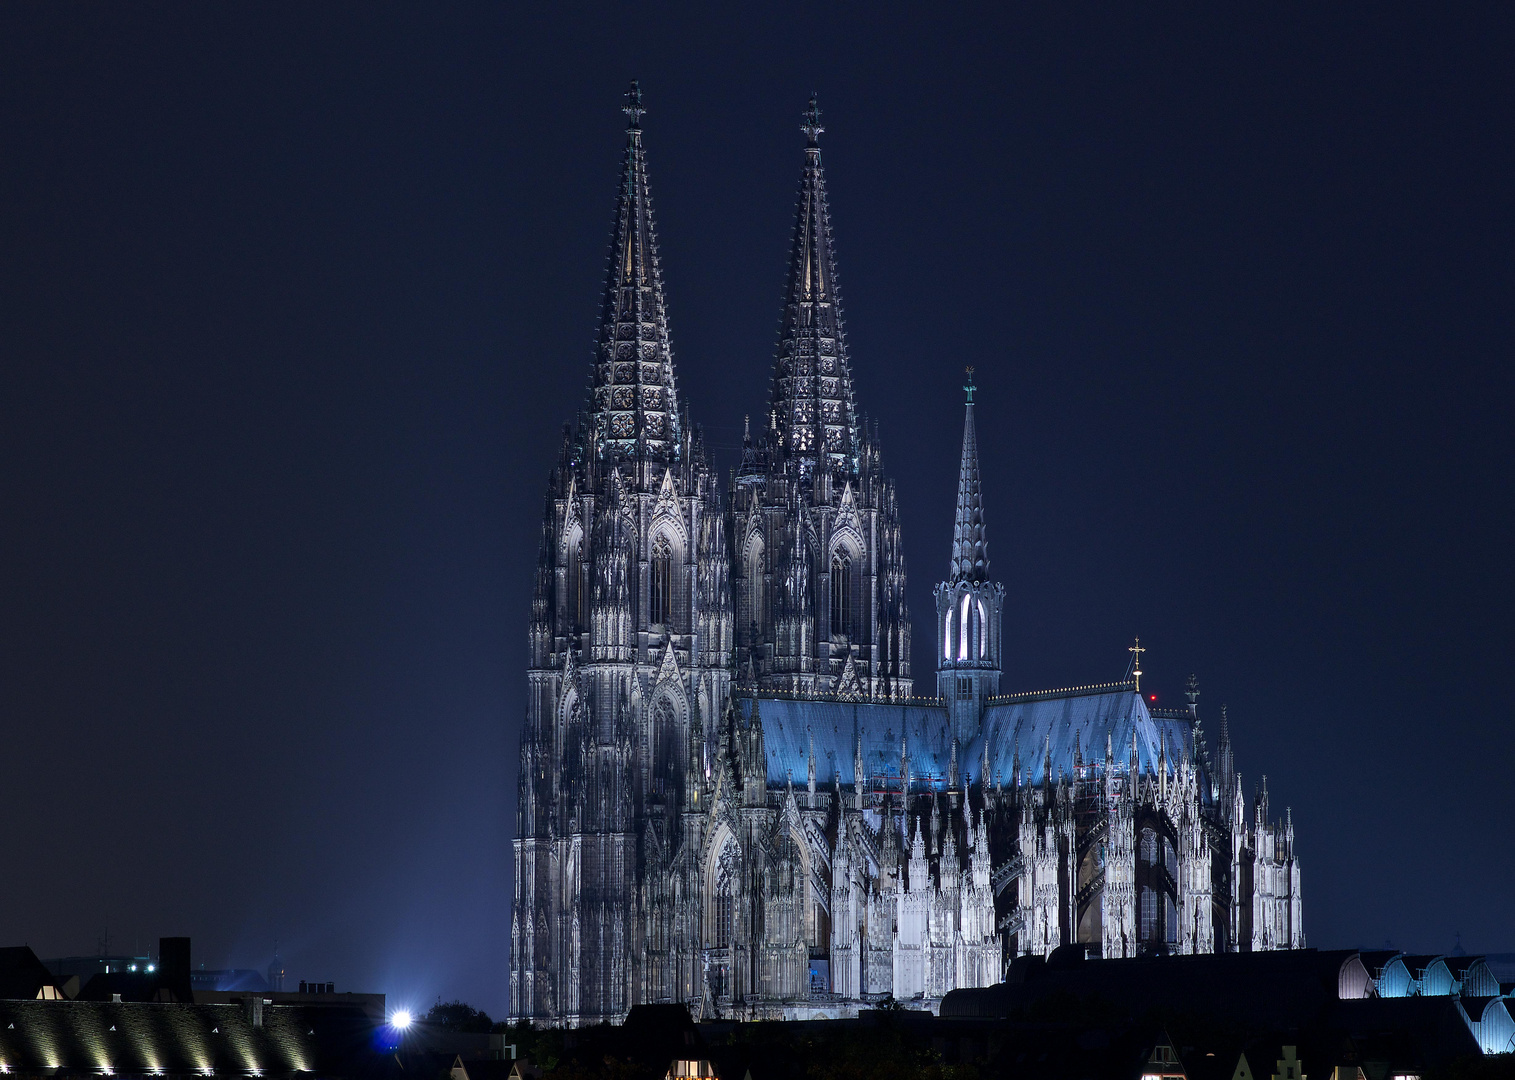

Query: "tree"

xmin=423 ymin=999 xmax=496 ymax=1033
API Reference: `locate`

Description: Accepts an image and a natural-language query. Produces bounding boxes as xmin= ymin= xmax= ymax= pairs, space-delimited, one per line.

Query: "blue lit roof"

xmin=735 ymin=698 xmax=952 ymax=789
xmin=967 ymin=689 xmax=1172 ymax=786
xmin=741 ymin=686 xmax=1196 ymax=790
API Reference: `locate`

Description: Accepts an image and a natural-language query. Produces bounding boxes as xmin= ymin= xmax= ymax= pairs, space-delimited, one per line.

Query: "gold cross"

xmin=1129 ymin=637 xmax=1146 ymax=692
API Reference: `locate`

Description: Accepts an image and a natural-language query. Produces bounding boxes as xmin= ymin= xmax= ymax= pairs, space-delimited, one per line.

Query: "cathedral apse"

xmin=509 ymin=85 xmax=1303 ymax=1026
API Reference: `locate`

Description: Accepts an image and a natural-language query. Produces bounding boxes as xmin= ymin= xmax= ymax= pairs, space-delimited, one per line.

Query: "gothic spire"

xmin=950 ymin=368 xmax=989 ymax=582
xmin=768 ymin=94 xmax=860 ymax=481
xmin=590 ymin=81 xmax=681 ymax=466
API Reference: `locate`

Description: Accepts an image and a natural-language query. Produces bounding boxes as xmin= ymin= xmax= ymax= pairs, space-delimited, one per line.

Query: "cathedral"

xmin=509 ymin=85 xmax=1303 ymax=1026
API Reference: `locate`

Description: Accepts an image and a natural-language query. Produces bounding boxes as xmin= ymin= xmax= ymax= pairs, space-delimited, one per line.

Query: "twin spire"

xmin=590 ymin=86 xmax=865 ymax=481
xmin=590 ymin=80 xmax=681 ymax=464
xmin=589 ymin=83 xmax=981 ymax=521
xmin=768 ymin=94 xmax=861 ymax=481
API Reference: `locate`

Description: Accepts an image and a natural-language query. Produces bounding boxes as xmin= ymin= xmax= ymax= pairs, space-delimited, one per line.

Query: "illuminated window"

xmin=650 ymin=536 xmax=673 ymax=625
xmin=958 ymin=593 xmax=971 ymax=660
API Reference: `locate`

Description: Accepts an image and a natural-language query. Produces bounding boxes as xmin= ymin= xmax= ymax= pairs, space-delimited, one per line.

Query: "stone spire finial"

xmin=622 ymin=79 xmax=645 ymax=129
xmin=949 ymin=369 xmax=990 ymax=583
xmin=801 ymin=93 xmax=824 ymax=147
xmin=807 ymin=727 xmax=817 ymax=805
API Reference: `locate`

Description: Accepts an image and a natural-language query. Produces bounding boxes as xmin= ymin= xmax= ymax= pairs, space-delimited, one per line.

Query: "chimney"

xmin=158 ymin=937 xmax=193 ymax=1003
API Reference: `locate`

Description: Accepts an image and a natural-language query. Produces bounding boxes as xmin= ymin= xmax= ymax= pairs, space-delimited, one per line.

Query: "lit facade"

xmin=509 ymin=87 xmax=1303 ymax=1027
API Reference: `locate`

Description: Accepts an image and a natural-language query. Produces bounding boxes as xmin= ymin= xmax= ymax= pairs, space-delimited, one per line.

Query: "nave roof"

xmin=741 ymin=684 xmax=1199 ymax=791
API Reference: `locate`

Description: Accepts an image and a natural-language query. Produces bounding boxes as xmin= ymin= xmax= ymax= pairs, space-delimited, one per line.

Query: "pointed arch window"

xmin=747 ymin=541 xmax=766 ymax=634
xmin=652 ymin=699 xmax=678 ymax=798
xmin=1140 ymin=886 xmax=1158 ymax=942
xmin=570 ymin=539 xmax=585 ymax=628
xmin=714 ymin=875 xmax=734 ymax=949
xmin=650 ymin=536 xmax=673 ymax=626
xmin=830 ymin=553 xmax=851 ymax=638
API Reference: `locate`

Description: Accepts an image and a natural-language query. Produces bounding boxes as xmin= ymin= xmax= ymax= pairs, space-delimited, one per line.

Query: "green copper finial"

xmin=964 ymin=365 xmax=976 ymax=403
xmin=801 ymin=93 xmax=824 ymax=147
xmin=623 ymin=80 xmax=645 ymax=129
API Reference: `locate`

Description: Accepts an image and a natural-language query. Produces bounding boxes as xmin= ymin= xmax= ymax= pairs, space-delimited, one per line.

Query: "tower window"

xmin=714 ymin=878 xmax=733 ymax=948
xmin=650 ymin=536 xmax=673 ymax=625
xmin=652 ymin=700 xmax=678 ymax=797
xmin=748 ymin=544 xmax=766 ymax=633
xmin=830 ymin=553 xmax=851 ymax=638
xmin=571 ymin=539 xmax=585 ymax=628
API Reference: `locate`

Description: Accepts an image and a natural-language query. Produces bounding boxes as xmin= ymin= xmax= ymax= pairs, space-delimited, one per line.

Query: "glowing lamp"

xmin=391 ymin=1011 xmax=413 ymax=1030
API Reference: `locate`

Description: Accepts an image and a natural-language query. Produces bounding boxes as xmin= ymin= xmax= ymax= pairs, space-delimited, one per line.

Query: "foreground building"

xmin=509 ymin=86 xmax=1303 ymax=1026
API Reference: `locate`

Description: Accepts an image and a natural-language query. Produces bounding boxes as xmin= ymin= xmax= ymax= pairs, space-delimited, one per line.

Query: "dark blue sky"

xmin=1 ymin=5 xmax=1510 ymax=1017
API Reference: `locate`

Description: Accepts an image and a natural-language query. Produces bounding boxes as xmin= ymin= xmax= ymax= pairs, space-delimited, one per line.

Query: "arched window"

xmin=652 ymin=700 xmax=678 ymax=797
xmin=977 ymin=598 xmax=988 ymax=659
xmin=570 ymin=539 xmax=585 ymax=628
xmin=748 ymin=542 xmax=765 ymax=633
xmin=650 ymin=536 xmax=673 ymax=626
xmin=958 ymin=593 xmax=972 ymax=660
xmin=714 ymin=876 xmax=734 ymax=948
xmin=830 ymin=553 xmax=851 ymax=638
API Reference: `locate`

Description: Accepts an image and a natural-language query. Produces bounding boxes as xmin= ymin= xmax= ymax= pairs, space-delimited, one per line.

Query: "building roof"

xmin=0 ymin=947 xmax=65 ymax=1001
xmin=970 ymin=688 xmax=1175 ymax=786
xmin=737 ymin=697 xmax=953 ymax=789
xmin=742 ymin=684 xmax=1197 ymax=790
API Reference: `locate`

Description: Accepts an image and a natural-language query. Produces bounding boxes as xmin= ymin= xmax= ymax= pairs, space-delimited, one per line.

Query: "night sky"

xmin=2 ymin=5 xmax=1511 ymax=1018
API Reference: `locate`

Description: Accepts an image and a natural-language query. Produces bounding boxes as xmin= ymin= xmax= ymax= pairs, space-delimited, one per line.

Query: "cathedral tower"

xmin=511 ymin=84 xmax=733 ymax=1025
xmin=729 ymin=96 xmax=911 ymax=699
xmin=936 ymin=373 xmax=1005 ymax=742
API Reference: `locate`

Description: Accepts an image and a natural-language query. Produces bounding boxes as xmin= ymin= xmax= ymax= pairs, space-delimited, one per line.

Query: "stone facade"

xmin=508 ymin=87 xmax=1303 ymax=1027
